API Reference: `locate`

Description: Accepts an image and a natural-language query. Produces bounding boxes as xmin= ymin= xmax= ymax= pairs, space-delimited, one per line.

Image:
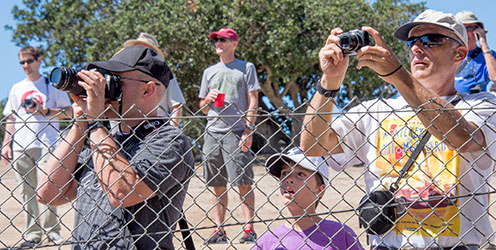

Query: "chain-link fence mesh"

xmin=1 ymin=96 xmax=496 ymax=250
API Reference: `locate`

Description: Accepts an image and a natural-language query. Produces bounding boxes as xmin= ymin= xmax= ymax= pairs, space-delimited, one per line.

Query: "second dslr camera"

xmin=338 ymin=29 xmax=371 ymax=55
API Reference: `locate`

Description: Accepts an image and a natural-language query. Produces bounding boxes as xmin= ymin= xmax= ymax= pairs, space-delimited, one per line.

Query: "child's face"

xmin=279 ymin=162 xmax=325 ymax=209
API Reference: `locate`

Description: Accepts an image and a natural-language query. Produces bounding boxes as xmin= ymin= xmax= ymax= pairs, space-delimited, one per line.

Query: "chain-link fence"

xmin=1 ymin=96 xmax=496 ymax=250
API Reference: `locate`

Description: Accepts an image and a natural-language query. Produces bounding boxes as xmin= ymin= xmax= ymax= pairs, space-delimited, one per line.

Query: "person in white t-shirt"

xmin=301 ymin=10 xmax=496 ymax=249
xmin=1 ymin=46 xmax=72 ymax=247
xmin=124 ymin=32 xmax=186 ymax=127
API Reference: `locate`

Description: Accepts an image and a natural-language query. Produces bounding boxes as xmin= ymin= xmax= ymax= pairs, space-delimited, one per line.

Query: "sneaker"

xmin=205 ymin=229 xmax=228 ymax=244
xmin=20 ymin=239 xmax=40 ymax=248
xmin=239 ymin=227 xmax=257 ymax=244
xmin=47 ymin=233 xmax=64 ymax=245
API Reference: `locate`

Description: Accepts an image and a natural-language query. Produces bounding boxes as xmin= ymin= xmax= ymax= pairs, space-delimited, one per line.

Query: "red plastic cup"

xmin=214 ymin=93 xmax=225 ymax=107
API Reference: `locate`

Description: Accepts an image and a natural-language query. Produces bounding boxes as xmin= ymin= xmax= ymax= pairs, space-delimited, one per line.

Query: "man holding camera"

xmin=1 ymin=46 xmax=71 ymax=247
xmin=37 ymin=46 xmax=194 ymax=249
xmin=301 ymin=9 xmax=496 ymax=249
xmin=454 ymin=11 xmax=496 ymax=94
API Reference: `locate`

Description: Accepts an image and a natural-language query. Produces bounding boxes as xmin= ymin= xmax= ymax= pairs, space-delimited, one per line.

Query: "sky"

xmin=1 ymin=0 xmax=496 ymax=101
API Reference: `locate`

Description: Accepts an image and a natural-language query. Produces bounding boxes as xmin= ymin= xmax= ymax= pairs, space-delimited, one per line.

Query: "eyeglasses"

xmin=465 ymin=25 xmax=480 ymax=32
xmin=119 ymin=76 xmax=161 ymax=86
xmin=19 ymin=59 xmax=35 ymax=65
xmin=212 ymin=37 xmax=233 ymax=43
xmin=405 ymin=34 xmax=461 ymax=50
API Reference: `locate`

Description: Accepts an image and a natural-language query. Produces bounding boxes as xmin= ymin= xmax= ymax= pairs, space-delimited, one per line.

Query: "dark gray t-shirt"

xmin=72 ymin=122 xmax=194 ymax=250
xmin=198 ymin=59 xmax=260 ymax=133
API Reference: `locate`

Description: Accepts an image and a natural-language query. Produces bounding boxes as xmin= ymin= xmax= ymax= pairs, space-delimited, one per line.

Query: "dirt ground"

xmin=1 ymin=159 xmax=496 ymax=250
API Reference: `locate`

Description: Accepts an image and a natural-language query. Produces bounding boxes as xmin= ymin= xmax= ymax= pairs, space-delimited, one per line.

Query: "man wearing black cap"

xmin=37 ymin=46 xmax=194 ymax=249
xmin=301 ymin=9 xmax=496 ymax=249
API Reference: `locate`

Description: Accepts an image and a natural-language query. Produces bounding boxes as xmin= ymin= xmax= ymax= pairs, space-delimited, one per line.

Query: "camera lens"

xmin=50 ymin=67 xmax=62 ymax=84
xmin=338 ymin=29 xmax=371 ymax=55
xmin=21 ymin=98 xmax=35 ymax=108
xmin=50 ymin=67 xmax=86 ymax=96
xmin=339 ymin=33 xmax=359 ymax=54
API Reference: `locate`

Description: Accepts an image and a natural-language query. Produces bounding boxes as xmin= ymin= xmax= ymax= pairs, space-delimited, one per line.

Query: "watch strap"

xmin=87 ymin=120 xmax=108 ymax=134
xmin=246 ymin=124 xmax=256 ymax=131
xmin=316 ymin=80 xmax=339 ymax=98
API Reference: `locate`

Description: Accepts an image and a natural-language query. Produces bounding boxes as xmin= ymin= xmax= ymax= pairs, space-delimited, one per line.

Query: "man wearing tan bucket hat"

xmin=124 ymin=32 xmax=186 ymax=127
xmin=454 ymin=11 xmax=496 ymax=94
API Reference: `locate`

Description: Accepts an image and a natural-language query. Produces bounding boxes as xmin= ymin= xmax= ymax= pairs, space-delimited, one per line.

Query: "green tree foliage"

xmin=7 ymin=0 xmax=424 ymax=146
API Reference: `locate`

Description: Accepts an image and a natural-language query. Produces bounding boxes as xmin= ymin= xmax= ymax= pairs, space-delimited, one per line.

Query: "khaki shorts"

xmin=202 ymin=130 xmax=254 ymax=187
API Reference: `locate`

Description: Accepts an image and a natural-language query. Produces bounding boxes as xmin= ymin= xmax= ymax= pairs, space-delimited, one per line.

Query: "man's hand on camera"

xmin=474 ymin=26 xmax=487 ymax=43
xmin=24 ymin=98 xmax=40 ymax=114
xmin=356 ymin=27 xmax=402 ymax=80
xmin=76 ymin=70 xmax=107 ymax=120
xmin=319 ymin=27 xmax=350 ymax=90
xmin=69 ymin=94 xmax=89 ymax=129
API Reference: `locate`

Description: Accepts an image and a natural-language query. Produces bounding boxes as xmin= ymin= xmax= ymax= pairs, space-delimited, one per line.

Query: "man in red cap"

xmin=199 ymin=27 xmax=260 ymax=244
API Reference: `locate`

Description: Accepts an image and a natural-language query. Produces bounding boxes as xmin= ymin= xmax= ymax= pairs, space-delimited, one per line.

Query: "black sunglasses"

xmin=406 ymin=34 xmax=461 ymax=50
xmin=19 ymin=59 xmax=35 ymax=65
xmin=465 ymin=25 xmax=480 ymax=32
xmin=212 ymin=37 xmax=233 ymax=43
xmin=118 ymin=76 xmax=162 ymax=86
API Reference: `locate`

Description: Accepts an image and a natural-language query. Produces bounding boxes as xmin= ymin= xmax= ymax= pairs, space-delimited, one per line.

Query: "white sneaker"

xmin=47 ymin=233 xmax=64 ymax=245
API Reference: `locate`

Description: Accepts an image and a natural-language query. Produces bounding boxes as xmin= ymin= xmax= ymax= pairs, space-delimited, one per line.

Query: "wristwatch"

xmin=87 ymin=120 xmax=107 ymax=134
xmin=316 ymin=80 xmax=339 ymax=98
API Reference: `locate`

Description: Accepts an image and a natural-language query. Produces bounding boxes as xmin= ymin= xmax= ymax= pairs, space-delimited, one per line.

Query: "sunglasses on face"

xmin=119 ymin=76 xmax=162 ymax=86
xmin=465 ymin=25 xmax=480 ymax=32
xmin=212 ymin=37 xmax=233 ymax=43
xmin=405 ymin=34 xmax=461 ymax=50
xmin=19 ymin=59 xmax=35 ymax=65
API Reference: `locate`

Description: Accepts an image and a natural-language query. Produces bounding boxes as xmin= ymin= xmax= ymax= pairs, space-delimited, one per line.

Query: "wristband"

xmin=378 ymin=64 xmax=403 ymax=77
xmin=45 ymin=108 xmax=51 ymax=116
xmin=316 ymin=80 xmax=340 ymax=98
xmin=87 ymin=120 xmax=107 ymax=134
xmin=483 ymin=50 xmax=492 ymax=54
xmin=246 ymin=124 xmax=256 ymax=131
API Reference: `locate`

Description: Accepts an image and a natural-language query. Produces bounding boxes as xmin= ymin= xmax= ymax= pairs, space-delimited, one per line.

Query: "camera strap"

xmin=44 ymin=76 xmax=50 ymax=102
xmin=389 ymin=130 xmax=431 ymax=193
xmin=389 ymin=98 xmax=461 ymax=193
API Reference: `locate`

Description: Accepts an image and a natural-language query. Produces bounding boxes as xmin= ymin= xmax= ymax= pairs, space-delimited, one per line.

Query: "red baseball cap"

xmin=208 ymin=28 xmax=238 ymax=42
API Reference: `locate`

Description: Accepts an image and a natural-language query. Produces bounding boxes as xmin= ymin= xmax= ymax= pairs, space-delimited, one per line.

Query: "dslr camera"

xmin=49 ymin=66 xmax=122 ymax=102
xmin=337 ymin=29 xmax=371 ymax=55
xmin=21 ymin=98 xmax=36 ymax=108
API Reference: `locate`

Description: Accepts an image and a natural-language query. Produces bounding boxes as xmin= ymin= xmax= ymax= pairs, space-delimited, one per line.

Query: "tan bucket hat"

xmin=456 ymin=11 xmax=485 ymax=30
xmin=124 ymin=32 xmax=165 ymax=59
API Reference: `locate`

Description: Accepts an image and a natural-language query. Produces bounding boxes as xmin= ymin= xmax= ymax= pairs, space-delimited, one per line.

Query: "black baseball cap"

xmin=88 ymin=45 xmax=172 ymax=88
